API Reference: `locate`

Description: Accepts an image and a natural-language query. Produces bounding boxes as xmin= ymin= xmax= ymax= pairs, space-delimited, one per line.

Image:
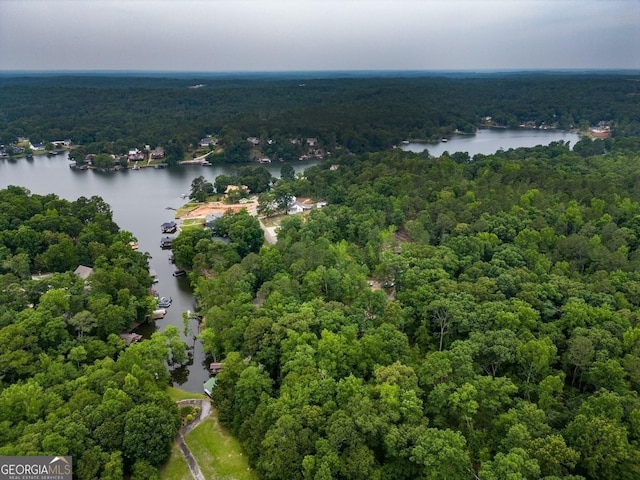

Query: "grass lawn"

xmin=167 ymin=386 xmax=207 ymax=402
xmin=185 ymin=413 xmax=257 ymax=480
xmin=181 ymin=218 xmax=205 ymax=228
xmin=160 ymin=441 xmax=191 ymax=480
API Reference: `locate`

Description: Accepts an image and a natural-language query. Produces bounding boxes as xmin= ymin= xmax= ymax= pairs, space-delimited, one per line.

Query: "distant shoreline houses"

xmin=1 ymin=119 xmax=612 ymax=164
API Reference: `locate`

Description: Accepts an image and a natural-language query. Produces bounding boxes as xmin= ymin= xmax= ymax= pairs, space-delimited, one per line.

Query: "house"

xmin=287 ymin=202 xmax=313 ymax=215
xmin=150 ymin=148 xmax=165 ymax=159
xmin=73 ymin=265 xmax=94 ymax=280
xmin=247 ymin=137 xmax=260 ymax=146
xmin=30 ymin=142 xmax=46 ymax=151
xmin=210 ymin=362 xmax=223 ymax=374
xmin=306 ymin=138 xmax=318 ymax=147
xmin=161 ymin=221 xmax=178 ymax=233
xmin=199 ymin=136 xmax=215 ymax=147
xmin=288 ymin=198 xmax=315 ymax=215
xmin=128 ymin=148 xmax=145 ymax=161
xmin=205 ymin=213 xmax=223 ymax=229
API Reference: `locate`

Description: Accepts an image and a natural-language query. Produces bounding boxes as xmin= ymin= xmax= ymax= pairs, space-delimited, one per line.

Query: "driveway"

xmin=176 ymin=399 xmax=212 ymax=480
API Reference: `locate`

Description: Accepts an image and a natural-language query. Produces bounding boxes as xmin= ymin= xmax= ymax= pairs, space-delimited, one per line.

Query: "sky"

xmin=1 ymin=0 xmax=638 ymax=72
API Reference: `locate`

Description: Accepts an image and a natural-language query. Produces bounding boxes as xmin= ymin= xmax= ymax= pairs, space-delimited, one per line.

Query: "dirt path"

xmin=259 ymin=219 xmax=278 ymax=245
xmin=176 ymin=399 xmax=212 ymax=480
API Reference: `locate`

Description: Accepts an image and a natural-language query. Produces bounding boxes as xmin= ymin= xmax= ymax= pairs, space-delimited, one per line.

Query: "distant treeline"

xmin=1 ymin=73 xmax=638 ymax=160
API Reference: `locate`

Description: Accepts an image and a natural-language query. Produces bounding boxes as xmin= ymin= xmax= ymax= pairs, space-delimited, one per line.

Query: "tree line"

xmin=0 ymin=187 xmax=186 ymax=479
xmin=1 ymin=73 xmax=638 ymax=162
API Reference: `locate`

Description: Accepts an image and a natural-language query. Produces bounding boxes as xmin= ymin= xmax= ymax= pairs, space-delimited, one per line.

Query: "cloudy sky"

xmin=1 ymin=0 xmax=638 ymax=72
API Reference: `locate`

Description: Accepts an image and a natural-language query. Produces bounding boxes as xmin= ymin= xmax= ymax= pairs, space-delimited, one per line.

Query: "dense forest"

xmin=0 ymin=188 xmax=186 ymax=479
xmin=3 ymin=72 xmax=640 ymax=479
xmin=168 ymin=136 xmax=640 ymax=479
xmin=1 ymin=73 xmax=639 ymax=161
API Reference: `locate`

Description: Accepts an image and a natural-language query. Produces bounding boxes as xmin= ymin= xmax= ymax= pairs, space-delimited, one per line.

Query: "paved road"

xmin=176 ymin=399 xmax=212 ymax=480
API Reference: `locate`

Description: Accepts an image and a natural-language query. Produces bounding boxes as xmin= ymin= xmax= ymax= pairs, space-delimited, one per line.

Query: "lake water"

xmin=0 ymin=157 xmax=318 ymax=392
xmin=0 ymin=129 xmax=577 ymax=391
xmin=401 ymin=128 xmax=581 ymax=157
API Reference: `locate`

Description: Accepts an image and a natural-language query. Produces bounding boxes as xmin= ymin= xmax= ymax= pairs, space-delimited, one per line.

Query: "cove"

xmin=401 ymin=128 xmax=581 ymax=157
xmin=0 ymin=155 xmax=317 ymax=392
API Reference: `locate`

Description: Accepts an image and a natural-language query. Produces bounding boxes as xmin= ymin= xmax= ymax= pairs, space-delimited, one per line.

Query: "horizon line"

xmin=1 ymin=68 xmax=638 ymax=75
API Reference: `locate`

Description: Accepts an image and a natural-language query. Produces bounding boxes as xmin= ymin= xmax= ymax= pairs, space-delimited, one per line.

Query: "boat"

xmin=160 ymin=236 xmax=172 ymax=249
xmin=152 ymin=309 xmax=167 ymax=319
xmin=173 ymin=269 xmax=186 ymax=277
xmin=158 ymin=296 xmax=172 ymax=308
xmin=441 ymin=138 xmax=448 ymax=143
xmin=161 ymin=221 xmax=178 ymax=234
xmin=180 ymin=193 xmax=187 ymax=199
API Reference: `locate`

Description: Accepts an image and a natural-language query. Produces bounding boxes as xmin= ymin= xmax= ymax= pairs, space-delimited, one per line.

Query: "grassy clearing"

xmin=160 ymin=441 xmax=191 ymax=480
xmin=181 ymin=218 xmax=205 ymax=229
xmin=185 ymin=413 xmax=257 ymax=480
xmin=167 ymin=386 xmax=207 ymax=402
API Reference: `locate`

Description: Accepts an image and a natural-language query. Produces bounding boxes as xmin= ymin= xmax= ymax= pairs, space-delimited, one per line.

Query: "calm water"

xmin=401 ymin=128 xmax=581 ymax=157
xmin=0 ymin=129 xmax=577 ymax=391
xmin=0 ymin=156 xmax=317 ymax=392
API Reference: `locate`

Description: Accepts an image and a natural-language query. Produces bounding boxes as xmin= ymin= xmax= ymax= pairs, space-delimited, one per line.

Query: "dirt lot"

xmin=176 ymin=200 xmax=258 ymax=220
